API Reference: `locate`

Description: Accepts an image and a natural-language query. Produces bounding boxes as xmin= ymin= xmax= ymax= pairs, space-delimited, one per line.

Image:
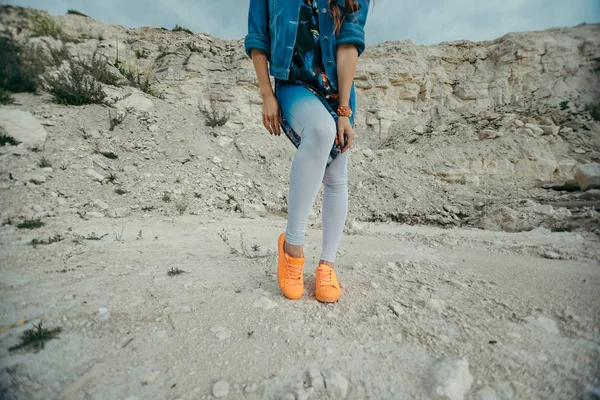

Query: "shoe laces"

xmin=317 ymin=267 xmax=335 ymax=287
xmin=286 ymin=263 xmax=303 ymax=283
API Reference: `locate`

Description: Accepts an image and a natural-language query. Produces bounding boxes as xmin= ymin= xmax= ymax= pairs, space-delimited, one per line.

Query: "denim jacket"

xmin=244 ymin=0 xmax=370 ymax=89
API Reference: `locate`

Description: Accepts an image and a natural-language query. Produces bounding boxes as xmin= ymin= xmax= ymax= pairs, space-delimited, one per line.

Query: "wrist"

xmin=336 ymin=105 xmax=352 ymax=118
xmin=260 ymin=89 xmax=275 ymax=99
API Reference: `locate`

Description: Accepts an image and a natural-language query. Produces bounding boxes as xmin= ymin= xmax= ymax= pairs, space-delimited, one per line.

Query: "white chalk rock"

xmin=425 ymin=357 xmax=474 ymax=400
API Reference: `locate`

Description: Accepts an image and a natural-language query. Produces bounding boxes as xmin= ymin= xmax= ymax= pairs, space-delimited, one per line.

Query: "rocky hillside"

xmin=0 ymin=4 xmax=599 ymax=236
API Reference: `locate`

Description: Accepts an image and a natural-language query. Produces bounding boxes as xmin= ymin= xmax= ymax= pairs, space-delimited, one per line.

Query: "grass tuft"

xmin=8 ymin=322 xmax=61 ymax=353
xmin=199 ymin=99 xmax=230 ymax=128
xmin=167 ymin=267 xmax=186 ymax=276
xmin=106 ymin=172 xmax=117 ymax=184
xmin=108 ymin=109 xmax=126 ymax=131
xmin=0 ymin=134 xmax=20 ymax=146
xmin=117 ymin=60 xmax=164 ymax=99
xmin=162 ymin=192 xmax=171 ymax=202
xmin=114 ymin=187 xmax=127 ymax=195
xmin=38 ymin=155 xmax=52 ymax=168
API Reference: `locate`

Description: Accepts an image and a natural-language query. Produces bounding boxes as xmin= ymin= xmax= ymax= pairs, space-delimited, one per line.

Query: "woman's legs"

xmin=320 ymin=150 xmax=349 ymax=264
xmin=277 ymin=83 xmax=337 ymax=258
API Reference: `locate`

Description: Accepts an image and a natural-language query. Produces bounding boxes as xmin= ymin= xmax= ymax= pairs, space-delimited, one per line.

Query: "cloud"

xmin=6 ymin=0 xmax=600 ymax=45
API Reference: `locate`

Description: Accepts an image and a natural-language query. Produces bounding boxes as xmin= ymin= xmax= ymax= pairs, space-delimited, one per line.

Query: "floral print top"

xmin=276 ymin=0 xmax=355 ymax=167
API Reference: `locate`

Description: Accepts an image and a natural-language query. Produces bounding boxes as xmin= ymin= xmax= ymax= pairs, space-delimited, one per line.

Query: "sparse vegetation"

xmin=31 ymin=234 xmax=64 ymax=247
xmin=172 ymin=25 xmax=194 ymax=35
xmin=586 ymin=103 xmax=600 ymax=121
xmin=167 ymin=267 xmax=186 ymax=276
xmin=45 ymin=57 xmax=106 ymax=105
xmin=112 ymin=224 xmax=124 ymax=241
xmin=67 ymin=9 xmax=89 ymax=17
xmin=109 ymin=109 xmax=126 ymax=131
xmin=8 ymin=322 xmax=61 ymax=353
xmin=0 ymin=88 xmax=12 ymax=104
xmin=84 ymin=232 xmax=107 ymax=240
xmin=117 ymin=60 xmax=163 ymax=98
xmin=193 ymin=192 xmax=202 ymax=199
xmin=114 ymin=187 xmax=127 ymax=195
xmin=28 ymin=10 xmax=65 ymax=40
xmin=162 ymin=192 xmax=172 ymax=202
xmin=199 ymin=99 xmax=230 ymax=127
xmin=38 ymin=155 xmax=51 ymax=168
xmin=17 ymin=218 xmax=44 ymax=229
xmin=0 ymin=35 xmax=43 ymax=94
xmin=80 ymin=49 xmax=121 ymax=86
xmin=106 ymin=172 xmax=117 ymax=183
xmin=559 ymin=101 xmax=570 ymax=110
xmin=0 ymin=134 xmax=20 ymax=146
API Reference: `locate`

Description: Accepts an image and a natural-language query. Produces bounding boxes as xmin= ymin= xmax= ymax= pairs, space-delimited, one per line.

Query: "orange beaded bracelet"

xmin=337 ymin=105 xmax=352 ymax=118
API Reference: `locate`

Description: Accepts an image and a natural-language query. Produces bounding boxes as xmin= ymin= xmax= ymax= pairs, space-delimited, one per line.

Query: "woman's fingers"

xmin=341 ymin=126 xmax=355 ymax=153
xmin=337 ymin=124 xmax=345 ymax=149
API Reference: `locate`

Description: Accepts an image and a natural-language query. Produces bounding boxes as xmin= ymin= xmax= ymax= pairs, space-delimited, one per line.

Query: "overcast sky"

xmin=6 ymin=0 xmax=600 ymax=45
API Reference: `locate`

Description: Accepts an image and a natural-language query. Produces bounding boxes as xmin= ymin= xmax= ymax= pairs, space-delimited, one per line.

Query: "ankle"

xmin=284 ymin=241 xmax=304 ymax=259
xmin=319 ymin=260 xmax=334 ymax=268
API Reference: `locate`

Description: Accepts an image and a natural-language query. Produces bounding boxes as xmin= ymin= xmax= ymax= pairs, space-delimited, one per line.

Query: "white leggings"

xmin=277 ymin=83 xmax=349 ymax=263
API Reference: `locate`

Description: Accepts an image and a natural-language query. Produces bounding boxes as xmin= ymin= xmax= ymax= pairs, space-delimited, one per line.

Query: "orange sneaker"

xmin=277 ymin=233 xmax=304 ymax=300
xmin=315 ymin=264 xmax=341 ymax=303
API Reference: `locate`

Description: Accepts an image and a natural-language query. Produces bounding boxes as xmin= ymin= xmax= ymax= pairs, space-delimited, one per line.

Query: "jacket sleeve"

xmin=336 ymin=0 xmax=370 ymax=57
xmin=244 ymin=0 xmax=271 ymax=59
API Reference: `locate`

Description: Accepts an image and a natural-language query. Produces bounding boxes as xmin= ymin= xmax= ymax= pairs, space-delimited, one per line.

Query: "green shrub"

xmin=29 ymin=10 xmax=65 ymax=40
xmin=586 ymin=103 xmax=600 ymax=121
xmin=0 ymin=88 xmax=12 ymax=104
xmin=172 ymin=25 xmax=194 ymax=35
xmin=0 ymin=134 xmax=20 ymax=146
xmin=80 ymin=49 xmax=121 ymax=86
xmin=67 ymin=10 xmax=89 ymax=17
xmin=45 ymin=58 xmax=106 ymax=105
xmin=0 ymin=35 xmax=42 ymax=93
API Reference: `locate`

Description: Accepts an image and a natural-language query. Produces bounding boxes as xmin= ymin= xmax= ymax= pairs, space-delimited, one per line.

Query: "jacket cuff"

xmin=244 ymin=33 xmax=270 ymax=59
xmin=336 ymin=24 xmax=366 ymax=56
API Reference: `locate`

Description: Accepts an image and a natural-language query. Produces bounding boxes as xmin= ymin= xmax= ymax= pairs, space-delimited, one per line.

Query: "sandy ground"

xmin=1 ymin=214 xmax=599 ymax=400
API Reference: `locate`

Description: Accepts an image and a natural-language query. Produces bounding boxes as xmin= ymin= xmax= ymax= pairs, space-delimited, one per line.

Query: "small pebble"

xmin=212 ymin=381 xmax=229 ymax=398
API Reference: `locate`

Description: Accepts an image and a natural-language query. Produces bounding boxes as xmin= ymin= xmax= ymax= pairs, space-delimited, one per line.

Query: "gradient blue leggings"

xmin=277 ymin=83 xmax=349 ymax=263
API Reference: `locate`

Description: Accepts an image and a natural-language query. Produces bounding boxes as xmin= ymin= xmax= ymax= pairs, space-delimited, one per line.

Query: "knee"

xmin=308 ymin=120 xmax=336 ymax=147
xmin=323 ymin=170 xmax=347 ymax=187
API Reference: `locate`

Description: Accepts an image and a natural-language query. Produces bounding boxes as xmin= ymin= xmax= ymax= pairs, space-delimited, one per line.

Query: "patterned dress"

xmin=275 ymin=0 xmax=355 ymax=167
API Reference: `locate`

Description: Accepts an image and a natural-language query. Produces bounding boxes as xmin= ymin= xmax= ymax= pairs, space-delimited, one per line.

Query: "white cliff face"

xmin=0 ymin=5 xmax=599 ymax=233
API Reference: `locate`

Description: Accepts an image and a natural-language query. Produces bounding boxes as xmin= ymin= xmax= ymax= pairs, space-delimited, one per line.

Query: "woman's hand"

xmin=336 ymin=116 xmax=355 ymax=152
xmin=262 ymin=93 xmax=281 ymax=135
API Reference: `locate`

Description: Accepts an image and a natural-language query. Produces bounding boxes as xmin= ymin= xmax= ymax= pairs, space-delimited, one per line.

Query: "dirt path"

xmin=1 ymin=215 xmax=599 ymax=400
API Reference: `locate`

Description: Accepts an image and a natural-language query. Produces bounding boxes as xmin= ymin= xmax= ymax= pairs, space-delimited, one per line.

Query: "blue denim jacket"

xmin=244 ymin=0 xmax=370 ymax=89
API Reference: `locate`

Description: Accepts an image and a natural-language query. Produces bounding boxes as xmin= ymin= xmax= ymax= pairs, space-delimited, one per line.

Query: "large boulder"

xmin=0 ymin=110 xmax=48 ymax=148
xmin=574 ymin=163 xmax=600 ymax=191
